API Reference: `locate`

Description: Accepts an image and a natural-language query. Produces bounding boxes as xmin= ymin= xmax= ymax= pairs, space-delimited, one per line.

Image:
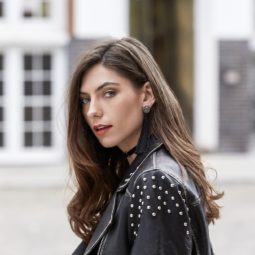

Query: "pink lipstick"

xmin=93 ymin=125 xmax=112 ymax=135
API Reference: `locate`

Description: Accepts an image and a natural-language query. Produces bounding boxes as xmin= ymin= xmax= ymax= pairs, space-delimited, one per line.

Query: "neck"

xmin=127 ymin=154 xmax=137 ymax=165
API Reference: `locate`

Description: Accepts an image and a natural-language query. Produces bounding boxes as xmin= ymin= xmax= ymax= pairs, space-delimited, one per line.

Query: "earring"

xmin=143 ymin=105 xmax=151 ymax=114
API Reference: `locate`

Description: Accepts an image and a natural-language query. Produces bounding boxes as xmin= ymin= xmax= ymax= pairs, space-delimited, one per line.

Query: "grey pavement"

xmin=1 ymin=184 xmax=254 ymax=255
xmin=1 ymin=153 xmax=255 ymax=255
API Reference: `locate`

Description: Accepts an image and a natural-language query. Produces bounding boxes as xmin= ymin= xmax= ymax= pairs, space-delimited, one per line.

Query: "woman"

xmin=67 ymin=37 xmax=223 ymax=255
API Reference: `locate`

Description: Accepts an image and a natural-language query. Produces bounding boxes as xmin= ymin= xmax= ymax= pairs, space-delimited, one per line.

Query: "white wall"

xmin=194 ymin=0 xmax=253 ymax=151
xmin=73 ymin=0 xmax=129 ymax=39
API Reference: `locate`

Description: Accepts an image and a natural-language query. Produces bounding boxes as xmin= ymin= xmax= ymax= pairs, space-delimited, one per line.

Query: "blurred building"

xmin=194 ymin=0 xmax=255 ymax=153
xmin=0 ymin=0 xmax=68 ymax=165
xmin=0 ymin=0 xmax=254 ymax=168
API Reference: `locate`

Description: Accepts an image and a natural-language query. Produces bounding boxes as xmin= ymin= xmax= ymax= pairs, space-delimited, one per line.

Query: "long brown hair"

xmin=67 ymin=37 xmax=223 ymax=243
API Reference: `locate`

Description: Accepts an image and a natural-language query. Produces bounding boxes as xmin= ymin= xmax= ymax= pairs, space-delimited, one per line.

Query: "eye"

xmin=104 ymin=90 xmax=116 ymax=98
xmin=80 ymin=98 xmax=90 ymax=105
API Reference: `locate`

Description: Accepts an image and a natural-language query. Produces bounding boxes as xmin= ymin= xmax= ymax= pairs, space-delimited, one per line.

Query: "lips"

xmin=93 ymin=124 xmax=112 ymax=135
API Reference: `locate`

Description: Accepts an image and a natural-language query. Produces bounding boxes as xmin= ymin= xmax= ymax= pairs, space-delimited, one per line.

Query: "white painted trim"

xmin=0 ymin=46 xmax=67 ymax=165
xmin=193 ymin=0 xmax=219 ymax=151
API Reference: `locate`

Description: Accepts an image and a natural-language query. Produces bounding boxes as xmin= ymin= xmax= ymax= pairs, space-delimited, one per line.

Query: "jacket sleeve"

xmin=127 ymin=170 xmax=192 ymax=255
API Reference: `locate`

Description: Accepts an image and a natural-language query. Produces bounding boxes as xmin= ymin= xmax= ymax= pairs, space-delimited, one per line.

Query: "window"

xmin=0 ymin=1 xmax=4 ymax=18
xmin=23 ymin=0 xmax=50 ymax=18
xmin=23 ymin=53 xmax=53 ymax=147
xmin=0 ymin=54 xmax=4 ymax=147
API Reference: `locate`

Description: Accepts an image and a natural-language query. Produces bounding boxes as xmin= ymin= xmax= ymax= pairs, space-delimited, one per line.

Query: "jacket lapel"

xmin=84 ymin=192 xmax=117 ymax=255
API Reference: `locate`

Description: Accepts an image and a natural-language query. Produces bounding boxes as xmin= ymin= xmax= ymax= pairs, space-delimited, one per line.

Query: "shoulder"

xmin=129 ymin=146 xmax=201 ymax=203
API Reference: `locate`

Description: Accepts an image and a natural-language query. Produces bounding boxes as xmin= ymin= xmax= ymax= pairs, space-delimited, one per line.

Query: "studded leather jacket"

xmin=72 ymin=136 xmax=214 ymax=255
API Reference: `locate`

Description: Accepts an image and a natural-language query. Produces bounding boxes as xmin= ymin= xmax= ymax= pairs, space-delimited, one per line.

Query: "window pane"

xmin=34 ymin=81 xmax=43 ymax=95
xmin=24 ymin=81 xmax=33 ymax=95
xmin=0 ymin=107 xmax=3 ymax=122
xmin=0 ymin=132 xmax=3 ymax=147
xmin=42 ymin=54 xmax=51 ymax=70
xmin=0 ymin=81 xmax=3 ymax=96
xmin=24 ymin=55 xmax=32 ymax=70
xmin=23 ymin=0 xmax=50 ymax=18
xmin=43 ymin=106 xmax=51 ymax=121
xmin=0 ymin=2 xmax=3 ymax=17
xmin=43 ymin=131 xmax=51 ymax=146
xmin=43 ymin=81 xmax=51 ymax=95
xmin=24 ymin=107 xmax=33 ymax=121
xmin=23 ymin=52 xmax=53 ymax=148
xmin=24 ymin=132 xmax=33 ymax=147
xmin=41 ymin=1 xmax=50 ymax=17
xmin=0 ymin=54 xmax=3 ymax=70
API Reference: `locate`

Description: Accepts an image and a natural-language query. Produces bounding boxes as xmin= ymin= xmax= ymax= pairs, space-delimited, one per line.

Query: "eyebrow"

xmin=80 ymin=82 xmax=120 ymax=95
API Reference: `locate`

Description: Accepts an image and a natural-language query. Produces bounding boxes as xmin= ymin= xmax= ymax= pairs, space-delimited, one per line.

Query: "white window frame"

xmin=0 ymin=47 xmax=67 ymax=165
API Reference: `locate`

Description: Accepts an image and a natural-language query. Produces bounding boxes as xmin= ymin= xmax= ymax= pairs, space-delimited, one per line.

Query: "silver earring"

xmin=143 ymin=105 xmax=151 ymax=114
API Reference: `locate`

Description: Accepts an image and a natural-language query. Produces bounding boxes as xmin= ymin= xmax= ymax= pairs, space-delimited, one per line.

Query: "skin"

xmin=80 ymin=64 xmax=155 ymax=164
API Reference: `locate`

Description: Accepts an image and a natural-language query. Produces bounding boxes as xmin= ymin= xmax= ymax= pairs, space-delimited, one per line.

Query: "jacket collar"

xmin=117 ymin=140 xmax=163 ymax=192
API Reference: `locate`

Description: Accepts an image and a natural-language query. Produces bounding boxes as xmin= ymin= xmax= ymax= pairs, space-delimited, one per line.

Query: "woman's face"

xmin=80 ymin=64 xmax=146 ymax=152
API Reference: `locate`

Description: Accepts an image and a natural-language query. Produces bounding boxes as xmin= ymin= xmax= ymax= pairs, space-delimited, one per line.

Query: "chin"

xmin=98 ymin=138 xmax=119 ymax=149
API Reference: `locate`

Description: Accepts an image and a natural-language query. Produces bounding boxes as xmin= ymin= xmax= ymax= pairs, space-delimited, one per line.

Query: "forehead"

xmin=80 ymin=64 xmax=134 ymax=93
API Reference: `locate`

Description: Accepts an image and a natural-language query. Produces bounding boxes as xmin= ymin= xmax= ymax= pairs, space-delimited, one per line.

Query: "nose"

xmin=85 ymin=99 xmax=103 ymax=119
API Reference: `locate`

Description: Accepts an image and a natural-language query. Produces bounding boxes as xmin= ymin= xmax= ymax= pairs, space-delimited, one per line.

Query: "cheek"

xmin=114 ymin=97 xmax=143 ymax=127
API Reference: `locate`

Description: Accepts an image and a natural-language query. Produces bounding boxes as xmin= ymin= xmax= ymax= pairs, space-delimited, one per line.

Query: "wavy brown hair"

xmin=67 ymin=37 xmax=223 ymax=243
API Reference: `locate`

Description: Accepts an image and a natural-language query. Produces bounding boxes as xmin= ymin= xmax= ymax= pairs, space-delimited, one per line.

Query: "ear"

xmin=141 ymin=81 xmax=155 ymax=107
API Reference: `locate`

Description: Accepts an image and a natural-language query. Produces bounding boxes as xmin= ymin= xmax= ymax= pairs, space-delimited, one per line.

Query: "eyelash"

xmin=80 ymin=90 xmax=116 ymax=105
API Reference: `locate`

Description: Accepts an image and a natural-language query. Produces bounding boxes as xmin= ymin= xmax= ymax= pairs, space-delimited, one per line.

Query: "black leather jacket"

xmin=72 ymin=137 xmax=214 ymax=255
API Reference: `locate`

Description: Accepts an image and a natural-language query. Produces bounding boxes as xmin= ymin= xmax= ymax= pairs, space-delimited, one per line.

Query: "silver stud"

xmin=152 ymin=185 xmax=156 ymax=189
xmin=157 ymin=206 xmax=161 ymax=210
xmin=139 ymin=198 xmax=142 ymax=203
xmin=130 ymin=204 xmax=134 ymax=208
xmin=136 ymin=185 xmax=140 ymax=190
xmin=134 ymin=231 xmax=137 ymax=235
xmin=151 ymin=176 xmax=156 ymax=180
xmin=143 ymin=185 xmax=147 ymax=190
xmin=131 ymin=223 xmax=134 ymax=227
xmin=147 ymin=205 xmax=151 ymax=209
xmin=141 ymin=201 xmax=144 ymax=205
xmin=138 ymin=224 xmax=140 ymax=227
xmin=130 ymin=214 xmax=133 ymax=218
xmin=158 ymin=186 xmax=162 ymax=190
xmin=143 ymin=177 xmax=147 ymax=181
xmin=152 ymin=212 xmax=156 ymax=217
xmin=163 ymin=201 xmax=167 ymax=205
xmin=171 ymin=196 xmax=175 ymax=200
xmin=184 ymin=222 xmax=188 ymax=227
xmin=186 ymin=231 xmax=190 ymax=235
xmin=179 ymin=211 xmax=183 ymax=215
xmin=176 ymin=203 xmax=179 ymax=207
xmin=157 ymin=196 xmax=161 ymax=200
xmin=165 ymin=190 xmax=169 ymax=194
xmin=138 ymin=205 xmax=141 ymax=210
xmin=170 ymin=183 xmax=174 ymax=187
xmin=161 ymin=175 xmax=165 ymax=179
xmin=140 ymin=191 xmax=143 ymax=195
xmin=146 ymin=195 xmax=150 ymax=199
xmin=167 ymin=209 xmax=171 ymax=213
xmin=138 ymin=214 xmax=141 ymax=218
xmin=178 ymin=190 xmax=182 ymax=195
xmin=140 ymin=209 xmax=143 ymax=213
xmin=132 ymin=194 xmax=135 ymax=198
